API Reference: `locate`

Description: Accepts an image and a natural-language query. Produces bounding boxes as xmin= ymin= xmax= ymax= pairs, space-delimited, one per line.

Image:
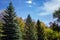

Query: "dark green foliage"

xmin=1 ymin=2 xmax=21 ymax=40
xmin=0 ymin=21 xmax=3 ymax=40
xmin=53 ymin=8 xmax=60 ymax=22
xmin=53 ymin=24 xmax=59 ymax=31
xmin=36 ymin=20 xmax=44 ymax=40
xmin=24 ymin=14 xmax=35 ymax=40
xmin=50 ymin=22 xmax=60 ymax=32
xmin=0 ymin=1 xmax=60 ymax=40
xmin=53 ymin=8 xmax=60 ymax=32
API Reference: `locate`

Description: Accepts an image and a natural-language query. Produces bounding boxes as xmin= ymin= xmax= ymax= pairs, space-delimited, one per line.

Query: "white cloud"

xmin=38 ymin=12 xmax=51 ymax=16
xmin=26 ymin=0 xmax=36 ymax=7
xmin=26 ymin=0 xmax=32 ymax=4
xmin=38 ymin=0 xmax=60 ymax=16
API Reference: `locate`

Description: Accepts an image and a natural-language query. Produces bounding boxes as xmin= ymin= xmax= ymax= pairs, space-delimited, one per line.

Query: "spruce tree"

xmin=24 ymin=14 xmax=35 ymax=40
xmin=36 ymin=20 xmax=44 ymax=40
xmin=1 ymin=2 xmax=21 ymax=40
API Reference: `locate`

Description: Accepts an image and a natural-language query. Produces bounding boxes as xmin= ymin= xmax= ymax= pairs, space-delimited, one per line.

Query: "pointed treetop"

xmin=8 ymin=0 xmax=13 ymax=7
xmin=27 ymin=14 xmax=30 ymax=17
xmin=27 ymin=14 xmax=32 ymax=21
xmin=7 ymin=1 xmax=14 ymax=12
xmin=26 ymin=14 xmax=32 ymax=24
xmin=37 ymin=20 xmax=40 ymax=24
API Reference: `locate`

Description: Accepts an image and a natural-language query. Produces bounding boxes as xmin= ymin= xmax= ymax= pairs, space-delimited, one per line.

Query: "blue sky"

xmin=0 ymin=0 xmax=60 ymax=26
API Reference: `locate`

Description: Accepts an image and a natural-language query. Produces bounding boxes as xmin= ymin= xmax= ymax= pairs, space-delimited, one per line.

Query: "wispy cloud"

xmin=26 ymin=0 xmax=32 ymax=4
xmin=38 ymin=0 xmax=60 ymax=16
xmin=38 ymin=12 xmax=51 ymax=16
xmin=25 ymin=0 xmax=36 ymax=7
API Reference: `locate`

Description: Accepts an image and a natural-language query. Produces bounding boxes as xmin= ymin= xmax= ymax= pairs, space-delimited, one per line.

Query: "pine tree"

xmin=36 ymin=20 xmax=44 ymax=40
xmin=24 ymin=14 xmax=35 ymax=40
xmin=1 ymin=2 xmax=22 ymax=40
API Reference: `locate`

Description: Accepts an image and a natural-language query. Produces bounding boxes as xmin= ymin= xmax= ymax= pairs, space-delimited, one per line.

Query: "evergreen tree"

xmin=50 ymin=22 xmax=59 ymax=32
xmin=0 ymin=21 xmax=3 ymax=40
xmin=24 ymin=14 xmax=35 ymax=40
xmin=53 ymin=8 xmax=60 ymax=31
xmin=1 ymin=2 xmax=22 ymax=40
xmin=53 ymin=8 xmax=60 ymax=22
xmin=16 ymin=17 xmax=25 ymax=40
xmin=36 ymin=20 xmax=44 ymax=40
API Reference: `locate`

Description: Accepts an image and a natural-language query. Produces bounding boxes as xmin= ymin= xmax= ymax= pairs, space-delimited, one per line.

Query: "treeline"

xmin=0 ymin=2 xmax=60 ymax=40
